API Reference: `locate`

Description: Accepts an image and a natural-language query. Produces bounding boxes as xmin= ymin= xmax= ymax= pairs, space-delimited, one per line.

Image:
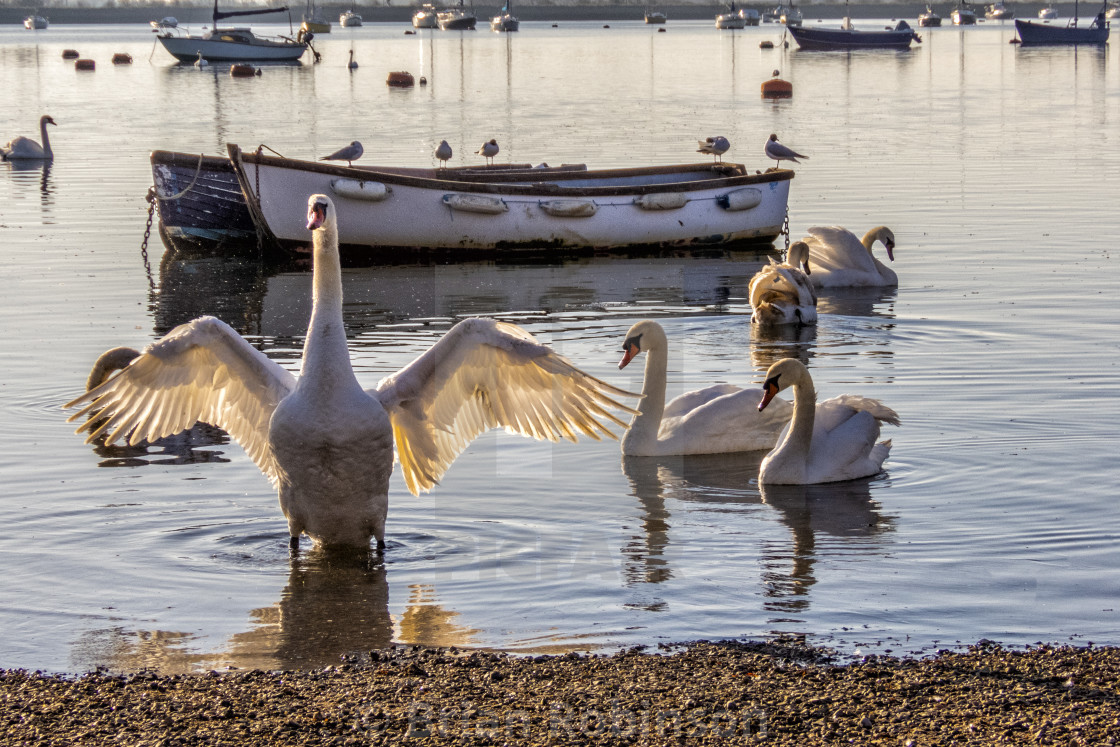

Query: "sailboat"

xmin=155 ymin=0 xmax=310 ymax=62
xmin=300 ymin=0 xmax=331 ymax=34
xmin=490 ymin=0 xmax=519 ymax=31
xmin=1016 ymin=0 xmax=1110 ymax=42
xmin=437 ymin=0 xmax=477 ymax=29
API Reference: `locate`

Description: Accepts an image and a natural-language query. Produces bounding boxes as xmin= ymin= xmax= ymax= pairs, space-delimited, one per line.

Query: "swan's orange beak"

xmin=758 ymin=378 xmax=780 ymax=412
xmin=619 ymin=342 xmax=639 ymax=370
xmin=307 ymin=200 xmax=326 ymax=230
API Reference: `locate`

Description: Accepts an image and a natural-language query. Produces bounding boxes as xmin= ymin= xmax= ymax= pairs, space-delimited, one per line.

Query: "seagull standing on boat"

xmin=435 ymin=139 xmax=453 ymax=168
xmin=476 ymin=138 xmax=499 ymax=165
xmin=697 ymin=136 xmax=731 ymax=163
xmin=764 ymin=133 xmax=807 ymax=170
xmin=65 ymin=194 xmax=639 ymax=552
xmin=320 ymin=140 xmax=364 ymax=167
xmin=1 ymin=115 xmax=57 ymax=161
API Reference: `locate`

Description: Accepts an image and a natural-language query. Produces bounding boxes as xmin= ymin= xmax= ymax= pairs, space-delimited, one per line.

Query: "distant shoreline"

xmin=0 ymin=3 xmax=1081 ymax=25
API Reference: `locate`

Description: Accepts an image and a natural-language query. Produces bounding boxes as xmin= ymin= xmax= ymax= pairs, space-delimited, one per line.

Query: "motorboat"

xmin=780 ymin=3 xmax=803 ymax=25
xmin=951 ymin=1 xmax=978 ymax=23
xmin=716 ymin=3 xmax=759 ymax=28
xmin=1016 ymin=2 xmax=1110 ymax=42
xmin=412 ymin=3 xmax=440 ymax=28
xmin=437 ymin=0 xmax=477 ymax=30
xmin=644 ymin=10 xmax=667 ymax=23
xmin=340 ymin=10 xmax=363 ymax=27
xmin=919 ymin=5 xmax=943 ymax=26
xmin=155 ymin=1 xmax=310 ymax=62
xmin=490 ymin=1 xmax=519 ymax=31
xmin=150 ymin=16 xmax=179 ymax=30
xmin=159 ymin=145 xmax=794 ymax=256
xmin=1038 ymin=4 xmax=1058 ymax=18
xmin=985 ymin=1 xmax=1015 ymax=19
xmin=24 ymin=15 xmax=48 ymax=30
xmin=788 ymin=18 xmax=922 ymax=49
xmin=300 ymin=0 xmax=331 ymax=33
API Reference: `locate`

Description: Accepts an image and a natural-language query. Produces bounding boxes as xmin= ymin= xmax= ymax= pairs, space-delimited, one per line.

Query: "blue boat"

xmin=787 ymin=19 xmax=921 ymax=50
xmin=1015 ymin=3 xmax=1110 ymax=44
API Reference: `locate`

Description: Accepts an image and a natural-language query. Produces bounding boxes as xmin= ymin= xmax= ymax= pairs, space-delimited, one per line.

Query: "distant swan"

xmin=347 ymin=48 xmax=358 ymax=69
xmin=1 ymin=115 xmax=57 ymax=161
xmin=67 ymin=194 xmax=637 ymax=551
xmin=757 ymin=358 xmax=899 ymax=484
xmin=193 ymin=50 xmax=208 ymax=67
xmin=748 ymin=241 xmax=818 ymax=326
xmin=801 ymin=225 xmax=897 ymax=288
xmin=617 ymin=320 xmax=793 ymax=456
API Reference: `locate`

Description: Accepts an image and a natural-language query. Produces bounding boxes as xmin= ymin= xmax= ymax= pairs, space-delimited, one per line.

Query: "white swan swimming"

xmin=757 ymin=358 xmax=899 ymax=484
xmin=748 ymin=241 xmax=818 ymax=326
xmin=347 ymin=48 xmax=358 ymax=69
xmin=1 ymin=115 xmax=57 ymax=161
xmin=66 ymin=194 xmax=637 ymax=551
xmin=193 ymin=51 xmax=208 ymax=67
xmin=617 ymin=320 xmax=793 ymax=456
xmin=801 ymin=225 xmax=897 ymax=288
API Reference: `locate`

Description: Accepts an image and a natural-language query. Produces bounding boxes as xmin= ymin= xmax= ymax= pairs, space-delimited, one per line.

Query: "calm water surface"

xmin=1 ymin=19 xmax=1118 ymax=673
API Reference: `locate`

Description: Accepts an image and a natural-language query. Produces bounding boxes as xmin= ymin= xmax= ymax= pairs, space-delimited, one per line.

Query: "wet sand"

xmin=4 ymin=639 xmax=1118 ymax=744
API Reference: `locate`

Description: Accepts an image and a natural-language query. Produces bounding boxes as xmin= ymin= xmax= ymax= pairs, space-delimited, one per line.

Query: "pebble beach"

xmin=4 ymin=640 xmax=1120 ymax=745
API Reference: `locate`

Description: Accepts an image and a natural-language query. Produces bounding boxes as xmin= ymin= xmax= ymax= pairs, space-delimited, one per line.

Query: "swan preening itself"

xmin=801 ymin=225 xmax=897 ymax=288
xmin=1 ymin=115 xmax=57 ymax=161
xmin=617 ymin=320 xmax=792 ymax=456
xmin=66 ymin=194 xmax=638 ymax=551
xmin=748 ymin=241 xmax=818 ymax=326
xmin=757 ymin=358 xmax=899 ymax=485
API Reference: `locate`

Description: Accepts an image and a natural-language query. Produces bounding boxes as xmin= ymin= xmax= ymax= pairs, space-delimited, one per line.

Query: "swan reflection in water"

xmin=70 ymin=552 xmax=478 ymax=673
xmin=620 ymin=454 xmax=893 ymax=613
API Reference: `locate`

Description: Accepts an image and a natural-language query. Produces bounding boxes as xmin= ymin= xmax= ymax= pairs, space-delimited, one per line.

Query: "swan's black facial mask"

xmin=618 ymin=333 xmax=643 ymax=370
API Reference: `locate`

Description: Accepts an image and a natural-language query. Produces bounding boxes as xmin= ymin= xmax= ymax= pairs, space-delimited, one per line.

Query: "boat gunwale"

xmin=231 ymin=145 xmax=794 ymax=199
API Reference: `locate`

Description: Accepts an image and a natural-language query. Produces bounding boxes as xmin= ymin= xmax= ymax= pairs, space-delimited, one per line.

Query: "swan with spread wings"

xmin=66 ymin=194 xmax=638 ymax=552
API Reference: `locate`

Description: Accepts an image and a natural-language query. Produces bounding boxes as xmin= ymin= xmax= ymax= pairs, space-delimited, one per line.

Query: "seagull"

xmin=476 ymin=138 xmax=499 ymax=165
xmin=347 ymin=49 xmax=358 ymax=70
xmin=764 ymin=133 xmax=807 ymax=170
xmin=435 ymin=139 xmax=452 ymax=168
xmin=65 ymin=194 xmax=639 ymax=552
xmin=320 ymin=140 xmax=364 ymax=167
xmin=697 ymin=135 xmax=730 ymax=163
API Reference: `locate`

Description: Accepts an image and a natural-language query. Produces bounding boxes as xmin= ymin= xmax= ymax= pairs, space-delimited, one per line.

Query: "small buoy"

xmin=761 ymin=72 xmax=792 ymax=99
xmin=111 ymin=53 xmax=132 ymax=65
xmin=387 ymin=70 xmax=415 ymax=87
xmin=603 ymin=24 xmax=610 ymax=28
xmin=759 ymin=40 xmax=774 ymax=49
xmin=405 ymin=29 xmax=415 ymax=34
xmin=657 ymin=27 xmax=666 ymax=32
xmin=419 ymin=76 xmax=428 ymax=85
xmin=61 ymin=49 xmax=79 ymax=59
xmin=552 ymin=23 xmax=558 ymax=27
xmin=75 ymin=59 xmax=96 ymax=71
xmin=1009 ymin=37 xmax=1021 ymax=43
xmin=229 ymin=63 xmax=258 ymax=77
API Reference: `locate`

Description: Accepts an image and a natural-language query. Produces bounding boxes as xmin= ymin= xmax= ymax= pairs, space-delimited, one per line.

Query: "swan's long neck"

xmin=860 ymin=227 xmax=882 ymax=253
xmin=39 ymin=117 xmax=52 ymax=160
xmin=300 ymin=222 xmax=358 ymax=390
xmin=622 ymin=341 xmax=668 ymax=450
xmin=771 ymin=367 xmax=816 ymax=469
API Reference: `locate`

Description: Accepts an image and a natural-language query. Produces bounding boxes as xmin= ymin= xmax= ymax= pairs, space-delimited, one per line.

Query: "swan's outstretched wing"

xmin=374 ymin=318 xmax=640 ymax=495
xmin=65 ymin=316 xmax=297 ymax=484
xmin=804 ymin=226 xmax=878 ymax=275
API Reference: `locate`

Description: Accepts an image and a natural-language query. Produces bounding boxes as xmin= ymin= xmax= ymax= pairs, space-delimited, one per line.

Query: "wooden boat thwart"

xmin=227 ymin=144 xmax=794 ymax=254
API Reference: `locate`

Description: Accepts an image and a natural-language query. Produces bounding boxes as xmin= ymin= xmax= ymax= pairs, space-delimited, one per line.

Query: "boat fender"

xmin=633 ymin=192 xmax=688 ymax=210
xmin=539 ymin=199 xmax=598 ymax=218
xmin=443 ymin=193 xmax=509 ymax=214
xmin=716 ymin=188 xmax=763 ymax=211
xmin=331 ymin=179 xmax=392 ymax=202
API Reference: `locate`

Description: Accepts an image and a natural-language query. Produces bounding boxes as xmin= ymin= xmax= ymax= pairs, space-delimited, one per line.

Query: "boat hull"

xmin=952 ymin=9 xmax=977 ymax=24
xmin=1015 ymin=18 xmax=1109 ymax=43
xmin=490 ymin=14 xmax=519 ymax=31
xmin=788 ymin=25 xmax=918 ymax=50
xmin=227 ymin=146 xmax=793 ymax=254
xmin=157 ymin=31 xmax=308 ymax=62
xmin=437 ymin=10 xmax=477 ymax=29
xmin=151 ymin=151 xmax=257 ymax=248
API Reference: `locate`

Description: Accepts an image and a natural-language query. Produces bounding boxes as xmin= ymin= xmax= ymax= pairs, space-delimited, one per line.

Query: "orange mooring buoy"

xmin=761 ymin=70 xmax=792 ymax=99
xmin=229 ymin=63 xmax=260 ymax=77
xmin=75 ymin=58 xmax=96 ymax=71
xmin=112 ymin=53 xmax=133 ymax=65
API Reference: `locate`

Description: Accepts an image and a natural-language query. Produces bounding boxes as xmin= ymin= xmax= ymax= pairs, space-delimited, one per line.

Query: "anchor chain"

xmin=782 ymin=207 xmax=791 ymax=255
xmin=141 ymin=187 xmax=156 ymax=291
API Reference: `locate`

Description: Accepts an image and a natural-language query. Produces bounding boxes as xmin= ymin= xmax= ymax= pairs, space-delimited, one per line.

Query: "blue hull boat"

xmin=1015 ymin=17 xmax=1109 ymax=43
xmin=787 ymin=22 xmax=920 ymax=50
